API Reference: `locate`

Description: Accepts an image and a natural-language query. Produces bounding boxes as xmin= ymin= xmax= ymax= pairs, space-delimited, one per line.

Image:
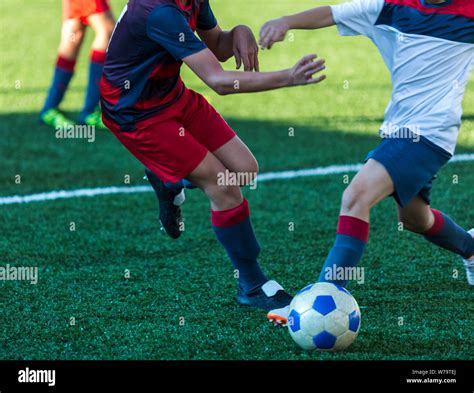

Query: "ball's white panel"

xmin=310 ymin=282 xmax=339 ymax=297
xmin=289 ymin=329 xmax=316 ymax=351
xmin=324 ymin=309 xmax=349 ymax=337
xmin=333 ymin=330 xmax=358 ymax=351
xmin=332 ymin=290 xmax=356 ymax=314
xmin=290 ymin=290 xmax=318 ymax=314
xmin=300 ymin=309 xmax=324 ymax=336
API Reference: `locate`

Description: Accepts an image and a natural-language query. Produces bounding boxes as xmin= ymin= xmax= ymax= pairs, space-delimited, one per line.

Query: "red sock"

xmin=90 ymin=50 xmax=106 ymax=64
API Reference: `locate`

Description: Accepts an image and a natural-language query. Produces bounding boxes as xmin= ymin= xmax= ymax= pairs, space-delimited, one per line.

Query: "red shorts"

xmin=62 ymin=0 xmax=110 ymax=24
xmin=103 ymin=88 xmax=236 ymax=184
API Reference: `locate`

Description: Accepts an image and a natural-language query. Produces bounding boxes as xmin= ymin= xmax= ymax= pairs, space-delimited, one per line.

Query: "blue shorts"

xmin=365 ymin=136 xmax=452 ymax=207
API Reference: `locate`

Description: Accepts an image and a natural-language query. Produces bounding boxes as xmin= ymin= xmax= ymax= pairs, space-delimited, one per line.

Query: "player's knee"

xmin=398 ymin=214 xmax=431 ymax=234
xmin=208 ymin=184 xmax=242 ymax=209
xmin=237 ymin=159 xmax=259 ymax=186
xmin=341 ymin=184 xmax=371 ymax=213
xmin=61 ymin=28 xmax=85 ymax=49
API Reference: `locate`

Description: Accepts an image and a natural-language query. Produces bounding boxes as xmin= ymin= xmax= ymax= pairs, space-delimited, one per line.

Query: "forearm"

xmin=210 ymin=69 xmax=290 ymax=95
xmin=283 ymin=6 xmax=335 ymax=30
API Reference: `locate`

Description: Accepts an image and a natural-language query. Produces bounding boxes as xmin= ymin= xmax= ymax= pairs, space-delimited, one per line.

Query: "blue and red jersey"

xmin=100 ymin=0 xmax=217 ymax=131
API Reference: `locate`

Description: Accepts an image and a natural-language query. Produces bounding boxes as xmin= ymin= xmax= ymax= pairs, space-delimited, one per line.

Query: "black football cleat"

xmin=145 ymin=168 xmax=184 ymax=239
xmin=237 ymin=280 xmax=293 ymax=326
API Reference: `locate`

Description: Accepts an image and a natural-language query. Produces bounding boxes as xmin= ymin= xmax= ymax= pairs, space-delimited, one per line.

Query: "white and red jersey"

xmin=331 ymin=0 xmax=474 ymax=155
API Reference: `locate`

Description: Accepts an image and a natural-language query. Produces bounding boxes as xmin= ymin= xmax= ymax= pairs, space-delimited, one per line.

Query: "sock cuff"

xmin=57 ymin=56 xmax=76 ymax=72
xmin=337 ymin=215 xmax=369 ymax=243
xmin=91 ymin=50 xmax=107 ymax=64
xmin=211 ymin=199 xmax=249 ymax=228
xmin=424 ymin=209 xmax=445 ymax=236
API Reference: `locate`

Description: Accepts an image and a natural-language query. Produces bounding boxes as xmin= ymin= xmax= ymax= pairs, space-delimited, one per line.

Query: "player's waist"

xmin=101 ymin=80 xmax=188 ymax=132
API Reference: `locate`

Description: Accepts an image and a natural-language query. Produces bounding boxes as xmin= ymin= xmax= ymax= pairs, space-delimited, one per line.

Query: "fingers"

xmin=298 ymin=54 xmax=318 ymax=66
xmin=234 ymin=48 xmax=242 ymax=70
xmin=254 ymin=50 xmax=260 ymax=72
xmin=259 ymin=27 xmax=281 ymax=50
xmin=301 ymin=59 xmax=325 ymax=76
xmin=236 ymin=47 xmax=259 ymax=72
xmin=307 ymin=74 xmax=327 ymax=84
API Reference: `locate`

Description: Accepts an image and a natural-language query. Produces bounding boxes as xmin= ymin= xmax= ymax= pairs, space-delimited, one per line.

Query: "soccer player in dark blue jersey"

xmin=101 ymin=0 xmax=327 ymax=325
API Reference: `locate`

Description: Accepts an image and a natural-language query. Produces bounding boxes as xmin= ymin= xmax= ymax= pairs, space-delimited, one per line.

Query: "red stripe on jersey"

xmin=134 ymin=78 xmax=184 ymax=110
xmin=149 ymin=62 xmax=182 ymax=80
xmin=100 ymin=76 xmax=121 ymax=106
xmin=384 ymin=0 xmax=474 ymax=18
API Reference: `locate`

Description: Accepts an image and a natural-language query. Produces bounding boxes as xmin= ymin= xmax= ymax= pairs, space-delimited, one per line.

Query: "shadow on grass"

xmin=0 ymin=111 xmax=473 ymax=195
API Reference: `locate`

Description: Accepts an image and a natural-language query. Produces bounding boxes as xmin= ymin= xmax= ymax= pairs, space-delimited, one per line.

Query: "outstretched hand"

xmin=259 ymin=18 xmax=290 ymax=50
xmin=289 ymin=54 xmax=326 ymax=86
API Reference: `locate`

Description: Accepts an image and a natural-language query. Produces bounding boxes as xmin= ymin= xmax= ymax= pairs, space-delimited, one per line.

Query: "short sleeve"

xmin=147 ymin=5 xmax=207 ymax=60
xmin=330 ymin=0 xmax=385 ymax=37
xmin=197 ymin=0 xmax=218 ymax=30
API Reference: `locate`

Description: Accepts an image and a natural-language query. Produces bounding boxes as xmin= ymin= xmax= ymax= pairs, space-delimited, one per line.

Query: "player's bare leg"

xmin=58 ymin=18 xmax=86 ymax=60
xmin=317 ymin=159 xmax=394 ymax=288
xmin=397 ymin=196 xmax=474 ymax=285
xmin=187 ymin=148 xmax=293 ymax=324
xmin=340 ymin=159 xmax=395 ymax=222
xmin=40 ymin=19 xmax=85 ymax=128
xmin=87 ymin=11 xmax=115 ymax=52
xmin=80 ymin=11 xmax=115 ymax=127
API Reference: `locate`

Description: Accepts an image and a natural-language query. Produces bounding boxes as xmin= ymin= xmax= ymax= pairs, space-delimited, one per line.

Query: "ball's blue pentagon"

xmin=288 ymin=309 xmax=301 ymax=333
xmin=313 ymin=295 xmax=337 ymax=316
xmin=335 ymin=284 xmax=351 ymax=296
xmin=348 ymin=310 xmax=361 ymax=332
xmin=296 ymin=284 xmax=313 ymax=295
xmin=312 ymin=331 xmax=337 ymax=350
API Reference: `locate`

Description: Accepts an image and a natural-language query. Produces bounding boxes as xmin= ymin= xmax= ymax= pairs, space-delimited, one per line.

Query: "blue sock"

xmin=423 ymin=209 xmax=474 ymax=259
xmin=212 ymin=199 xmax=268 ymax=292
xmin=318 ymin=216 xmax=369 ymax=287
xmin=80 ymin=50 xmax=105 ymax=122
xmin=41 ymin=56 xmax=76 ymax=115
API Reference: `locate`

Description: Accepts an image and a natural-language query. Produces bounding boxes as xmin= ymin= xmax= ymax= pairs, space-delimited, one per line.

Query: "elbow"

xmin=208 ymin=75 xmax=231 ymax=96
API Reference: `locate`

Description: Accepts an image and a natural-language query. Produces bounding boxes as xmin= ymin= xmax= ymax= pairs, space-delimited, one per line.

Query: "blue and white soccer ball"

xmin=288 ymin=282 xmax=361 ymax=351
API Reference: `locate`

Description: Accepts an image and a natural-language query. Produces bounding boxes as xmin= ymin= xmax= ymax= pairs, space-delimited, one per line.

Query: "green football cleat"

xmin=82 ymin=110 xmax=108 ymax=130
xmin=40 ymin=108 xmax=76 ymax=129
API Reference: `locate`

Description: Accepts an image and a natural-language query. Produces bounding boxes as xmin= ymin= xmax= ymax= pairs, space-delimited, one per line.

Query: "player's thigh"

xmin=343 ymin=159 xmax=395 ymax=209
xmin=212 ymin=136 xmax=258 ymax=185
xmin=396 ymin=195 xmax=433 ymax=233
xmin=59 ymin=18 xmax=86 ymax=56
xmin=87 ymin=9 xmax=115 ymax=36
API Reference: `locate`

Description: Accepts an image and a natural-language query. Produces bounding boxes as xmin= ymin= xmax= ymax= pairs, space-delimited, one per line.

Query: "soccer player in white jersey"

xmin=260 ymin=0 xmax=474 ymax=312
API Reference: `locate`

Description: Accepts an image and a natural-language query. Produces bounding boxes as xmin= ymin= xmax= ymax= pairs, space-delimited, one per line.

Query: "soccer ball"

xmin=288 ymin=282 xmax=361 ymax=351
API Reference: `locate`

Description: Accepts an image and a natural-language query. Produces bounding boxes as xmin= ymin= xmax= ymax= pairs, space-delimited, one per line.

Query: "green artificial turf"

xmin=0 ymin=0 xmax=473 ymax=360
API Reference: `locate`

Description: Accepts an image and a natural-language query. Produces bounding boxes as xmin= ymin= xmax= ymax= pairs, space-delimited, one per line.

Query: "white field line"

xmin=1 ymin=154 xmax=473 ymax=206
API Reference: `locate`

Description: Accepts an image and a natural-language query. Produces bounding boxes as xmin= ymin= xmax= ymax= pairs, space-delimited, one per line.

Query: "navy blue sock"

xmin=80 ymin=50 xmax=105 ymax=122
xmin=423 ymin=209 xmax=474 ymax=259
xmin=41 ymin=56 xmax=76 ymax=115
xmin=212 ymin=199 xmax=268 ymax=292
xmin=318 ymin=216 xmax=369 ymax=287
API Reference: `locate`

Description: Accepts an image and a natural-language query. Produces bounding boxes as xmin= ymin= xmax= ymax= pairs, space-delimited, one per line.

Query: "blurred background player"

xmin=40 ymin=0 xmax=115 ymax=129
xmin=101 ymin=0 xmax=327 ymax=325
xmin=260 ymin=0 xmax=474 ymax=287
